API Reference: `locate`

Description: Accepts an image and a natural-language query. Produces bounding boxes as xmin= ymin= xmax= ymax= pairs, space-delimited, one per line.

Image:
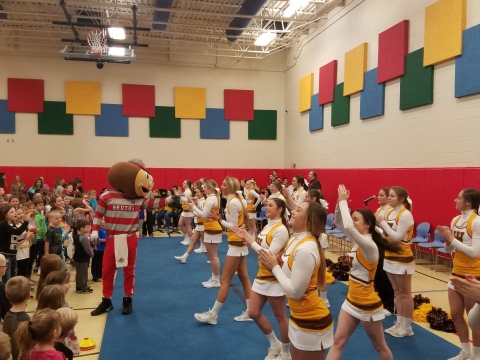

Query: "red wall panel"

xmin=1 ymin=165 xmax=478 ymax=233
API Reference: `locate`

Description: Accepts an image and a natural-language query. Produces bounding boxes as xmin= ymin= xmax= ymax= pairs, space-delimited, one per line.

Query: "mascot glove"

xmin=91 ymin=230 xmax=99 ymax=241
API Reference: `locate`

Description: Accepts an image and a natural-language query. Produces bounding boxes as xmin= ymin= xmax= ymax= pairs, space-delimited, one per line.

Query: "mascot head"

xmin=107 ymin=158 xmax=154 ymax=199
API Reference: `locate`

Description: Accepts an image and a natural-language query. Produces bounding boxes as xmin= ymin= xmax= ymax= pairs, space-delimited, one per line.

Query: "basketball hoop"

xmin=87 ymin=28 xmax=107 ymax=56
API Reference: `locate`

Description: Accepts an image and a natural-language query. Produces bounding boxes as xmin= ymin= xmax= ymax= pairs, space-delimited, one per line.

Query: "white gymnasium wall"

xmin=0 ymin=52 xmax=285 ymax=168
xmin=283 ymin=0 xmax=480 ymax=169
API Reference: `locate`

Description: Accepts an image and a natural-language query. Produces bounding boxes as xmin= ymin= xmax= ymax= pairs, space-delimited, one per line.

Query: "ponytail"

xmin=355 ymin=209 xmax=402 ymax=253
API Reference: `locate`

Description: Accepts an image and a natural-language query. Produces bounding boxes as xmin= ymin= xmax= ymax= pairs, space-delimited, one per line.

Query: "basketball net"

xmin=87 ymin=28 xmax=107 ymax=56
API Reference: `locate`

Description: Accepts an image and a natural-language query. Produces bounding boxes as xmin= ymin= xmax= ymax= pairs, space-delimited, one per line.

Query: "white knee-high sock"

xmin=211 ymin=301 xmax=223 ymax=315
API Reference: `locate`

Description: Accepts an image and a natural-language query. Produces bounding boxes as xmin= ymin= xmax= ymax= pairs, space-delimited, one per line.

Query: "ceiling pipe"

xmin=226 ymin=0 xmax=268 ymax=42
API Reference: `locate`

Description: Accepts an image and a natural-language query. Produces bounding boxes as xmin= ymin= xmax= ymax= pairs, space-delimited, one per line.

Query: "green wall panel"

xmin=149 ymin=106 xmax=181 ymax=138
xmin=248 ymin=110 xmax=277 ymax=140
xmin=331 ymin=83 xmax=350 ymax=127
xmin=38 ymin=101 xmax=73 ymax=135
xmin=400 ymin=48 xmax=434 ymax=110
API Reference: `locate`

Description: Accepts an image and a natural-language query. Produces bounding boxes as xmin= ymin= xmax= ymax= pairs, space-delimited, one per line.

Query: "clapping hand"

xmin=436 ymin=225 xmax=454 ymax=246
xmin=209 ymin=210 xmax=221 ymax=221
xmin=232 ymin=226 xmax=254 ymax=246
xmin=258 ymin=248 xmax=280 ymax=271
xmin=450 ymin=275 xmax=480 ymax=303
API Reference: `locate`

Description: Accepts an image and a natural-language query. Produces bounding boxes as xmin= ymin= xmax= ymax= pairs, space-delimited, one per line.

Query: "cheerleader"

xmin=244 ymin=180 xmax=261 ymax=235
xmin=189 ymin=180 xmax=222 ymax=287
xmin=374 ymin=187 xmax=395 ymax=316
xmin=178 ymin=180 xmax=194 ymax=246
xmin=283 ymin=188 xmax=330 ymax=307
xmin=194 ymin=177 xmax=252 ymax=324
xmin=450 ymin=275 xmax=480 ymax=339
xmin=437 ymin=189 xmax=480 ymax=360
xmin=233 ymin=198 xmax=291 ymax=360
xmin=326 ymin=185 xmax=399 ymax=360
xmin=174 ymin=182 xmax=206 ymax=263
xmin=291 ymin=175 xmax=307 ymax=207
xmin=375 ymin=186 xmax=415 ymax=338
xmin=259 ymin=202 xmax=333 ymax=359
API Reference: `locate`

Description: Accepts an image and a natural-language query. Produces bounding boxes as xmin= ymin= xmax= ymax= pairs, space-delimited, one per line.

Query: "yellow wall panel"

xmin=65 ymin=81 xmax=101 ymax=115
xmin=174 ymin=87 xmax=206 ymax=119
xmin=424 ymin=0 xmax=466 ymax=66
xmin=298 ymin=73 xmax=313 ymax=112
xmin=344 ymin=43 xmax=368 ymax=96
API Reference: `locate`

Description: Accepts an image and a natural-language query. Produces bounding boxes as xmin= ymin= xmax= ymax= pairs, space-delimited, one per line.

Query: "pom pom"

xmin=325 ymin=270 xmax=335 ymax=284
xmin=412 ymin=303 xmax=433 ymax=322
xmin=328 ymin=256 xmax=351 ymax=281
xmin=413 ymin=294 xmax=430 ymax=309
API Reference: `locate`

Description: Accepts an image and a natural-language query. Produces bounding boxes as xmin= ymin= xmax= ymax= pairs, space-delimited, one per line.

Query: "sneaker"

xmin=174 ymin=255 xmax=187 ymax=264
xmin=194 ymin=245 xmax=207 ymax=253
xmin=122 ymin=296 xmax=133 ymax=315
xmin=194 ymin=310 xmax=218 ymax=325
xmin=75 ymin=288 xmax=93 ymax=294
xmin=91 ymin=297 xmax=114 ymax=316
xmin=202 ymin=278 xmax=221 ymax=288
xmin=390 ymin=324 xmax=414 ymax=338
xmin=383 ymin=308 xmax=393 ymax=317
xmin=180 ymin=239 xmax=191 ymax=245
xmin=274 ymin=353 xmax=292 ymax=360
xmin=233 ymin=310 xmax=254 ymax=322
xmin=448 ymin=351 xmax=473 ymax=360
xmin=265 ymin=345 xmax=281 ymax=360
xmin=384 ymin=321 xmax=400 ymax=335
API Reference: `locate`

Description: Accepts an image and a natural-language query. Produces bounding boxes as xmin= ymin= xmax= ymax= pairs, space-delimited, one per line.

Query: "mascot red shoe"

xmin=91 ymin=159 xmax=172 ymax=316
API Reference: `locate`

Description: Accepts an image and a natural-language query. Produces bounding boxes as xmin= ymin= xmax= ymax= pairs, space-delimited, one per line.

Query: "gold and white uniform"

xmin=245 ymin=188 xmax=261 ymax=220
xmin=336 ymin=200 xmax=385 ymax=321
xmin=291 ymin=187 xmax=306 ymax=206
xmin=180 ymin=188 xmax=194 ymax=217
xmin=445 ymin=209 xmax=480 ymax=290
xmin=251 ymin=219 xmax=289 ymax=297
xmin=380 ymin=205 xmax=414 ymax=275
xmin=272 ymin=232 xmax=334 ymax=351
xmin=193 ymin=194 xmax=222 ymax=243
xmin=194 ymin=197 xmax=206 ymax=232
xmin=220 ymin=194 xmax=248 ymax=257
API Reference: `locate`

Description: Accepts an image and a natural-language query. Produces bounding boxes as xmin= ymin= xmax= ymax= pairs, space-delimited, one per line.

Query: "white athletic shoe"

xmin=390 ymin=324 xmax=414 ymax=338
xmin=180 ymin=239 xmax=191 ymax=246
xmin=274 ymin=353 xmax=292 ymax=360
xmin=384 ymin=322 xmax=400 ymax=335
xmin=194 ymin=245 xmax=207 ymax=253
xmin=383 ymin=309 xmax=393 ymax=316
xmin=233 ymin=310 xmax=254 ymax=322
xmin=174 ymin=255 xmax=186 ymax=264
xmin=448 ymin=351 xmax=473 ymax=360
xmin=202 ymin=278 xmax=221 ymax=288
xmin=194 ymin=310 xmax=218 ymax=325
xmin=264 ymin=345 xmax=281 ymax=360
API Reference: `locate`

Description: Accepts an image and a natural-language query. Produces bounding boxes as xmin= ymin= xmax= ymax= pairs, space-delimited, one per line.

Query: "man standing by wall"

xmin=307 ymin=171 xmax=321 ymax=190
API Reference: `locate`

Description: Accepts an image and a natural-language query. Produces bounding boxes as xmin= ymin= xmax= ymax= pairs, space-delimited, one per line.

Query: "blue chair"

xmin=410 ymin=222 xmax=431 ymax=259
xmin=256 ymin=206 xmax=267 ymax=230
xmin=325 ymin=213 xmax=334 ymax=231
xmin=435 ymin=248 xmax=455 ymax=272
xmin=417 ymin=230 xmax=445 ymax=268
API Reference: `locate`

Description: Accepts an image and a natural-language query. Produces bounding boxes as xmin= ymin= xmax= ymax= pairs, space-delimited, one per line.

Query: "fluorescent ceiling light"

xmin=108 ymin=47 xmax=126 ymax=56
xmin=108 ymin=27 xmax=125 ymax=40
xmin=283 ymin=0 xmax=310 ymax=18
xmin=254 ymin=32 xmax=276 ymax=46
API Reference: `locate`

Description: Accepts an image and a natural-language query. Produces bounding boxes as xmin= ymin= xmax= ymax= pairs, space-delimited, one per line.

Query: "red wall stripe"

xmin=2 ymin=166 xmax=478 ymax=237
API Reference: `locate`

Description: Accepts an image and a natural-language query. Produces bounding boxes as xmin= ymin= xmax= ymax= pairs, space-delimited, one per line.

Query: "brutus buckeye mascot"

xmin=91 ymin=159 xmax=173 ymax=316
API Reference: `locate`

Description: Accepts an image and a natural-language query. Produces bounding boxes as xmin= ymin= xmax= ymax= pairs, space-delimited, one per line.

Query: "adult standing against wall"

xmin=10 ymin=175 xmax=26 ymax=199
xmin=0 ymin=173 xmax=7 ymax=192
xmin=307 ymin=171 xmax=321 ymax=191
xmin=437 ymin=188 xmax=480 ymax=360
